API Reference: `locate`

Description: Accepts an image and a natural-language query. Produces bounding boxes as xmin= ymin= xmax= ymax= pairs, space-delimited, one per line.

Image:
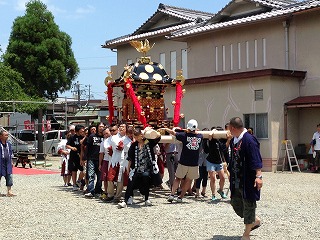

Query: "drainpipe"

xmin=284 ymin=105 xmax=288 ymax=140
xmin=283 ymin=20 xmax=290 ymax=70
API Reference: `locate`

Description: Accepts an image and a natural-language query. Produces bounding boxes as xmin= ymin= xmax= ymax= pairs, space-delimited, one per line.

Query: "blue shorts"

xmin=206 ymin=161 xmax=223 ymax=172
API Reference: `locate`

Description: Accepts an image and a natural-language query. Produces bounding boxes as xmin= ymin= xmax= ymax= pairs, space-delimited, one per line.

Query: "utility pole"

xmin=88 ymin=84 xmax=91 ymax=101
xmin=65 ymin=96 xmax=68 ymax=130
xmin=76 ymin=81 xmax=81 ymax=107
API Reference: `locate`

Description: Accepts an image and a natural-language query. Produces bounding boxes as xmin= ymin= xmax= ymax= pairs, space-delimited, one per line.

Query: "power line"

xmin=79 ymin=67 xmax=110 ymax=70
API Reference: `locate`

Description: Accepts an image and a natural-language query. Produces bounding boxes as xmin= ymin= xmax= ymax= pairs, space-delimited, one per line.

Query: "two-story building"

xmin=103 ymin=1 xmax=320 ymax=171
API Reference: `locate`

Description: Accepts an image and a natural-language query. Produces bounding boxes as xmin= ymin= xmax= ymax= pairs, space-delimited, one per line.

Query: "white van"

xmin=44 ymin=130 xmax=67 ymax=155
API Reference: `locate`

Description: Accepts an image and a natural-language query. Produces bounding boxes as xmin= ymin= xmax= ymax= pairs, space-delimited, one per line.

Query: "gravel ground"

xmin=1 ymin=157 xmax=320 ymax=240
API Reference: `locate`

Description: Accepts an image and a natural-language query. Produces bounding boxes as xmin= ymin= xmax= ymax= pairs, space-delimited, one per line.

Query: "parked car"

xmin=44 ymin=130 xmax=67 ymax=155
xmin=11 ymin=129 xmax=38 ymax=153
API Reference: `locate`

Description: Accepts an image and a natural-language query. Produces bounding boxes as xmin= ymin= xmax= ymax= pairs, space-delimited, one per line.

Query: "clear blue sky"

xmin=0 ymin=0 xmax=230 ymax=100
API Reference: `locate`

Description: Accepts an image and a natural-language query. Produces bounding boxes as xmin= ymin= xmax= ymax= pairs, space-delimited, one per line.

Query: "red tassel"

xmin=124 ymin=79 xmax=148 ymax=127
xmin=173 ymin=82 xmax=183 ymax=126
xmin=107 ymin=82 xmax=115 ymax=125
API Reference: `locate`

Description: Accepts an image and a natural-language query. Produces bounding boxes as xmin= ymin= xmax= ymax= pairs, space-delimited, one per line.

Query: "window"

xmin=263 ymin=38 xmax=267 ymax=66
xmin=127 ymin=59 xmax=132 ymax=65
xmin=254 ymin=39 xmax=258 ymax=68
xmin=222 ymin=45 xmax=226 ymax=72
xmin=170 ymin=51 xmax=176 ymax=78
xmin=238 ymin=42 xmax=241 ymax=70
xmin=230 ymin=44 xmax=233 ymax=71
xmin=244 ymin=113 xmax=268 ymax=138
xmin=246 ymin=41 xmax=249 ymax=69
xmin=181 ymin=49 xmax=188 ymax=78
xmin=254 ymin=89 xmax=263 ymax=101
xmin=160 ymin=53 xmax=165 ymax=68
xmin=215 ymin=46 xmax=219 ymax=73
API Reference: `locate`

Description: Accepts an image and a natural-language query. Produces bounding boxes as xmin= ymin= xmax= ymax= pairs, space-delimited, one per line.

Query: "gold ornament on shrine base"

xmin=104 ymin=71 xmax=113 ymax=86
xmin=176 ymin=70 xmax=185 ymax=86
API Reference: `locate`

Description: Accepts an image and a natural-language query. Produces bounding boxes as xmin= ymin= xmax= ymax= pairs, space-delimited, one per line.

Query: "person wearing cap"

xmin=228 ymin=117 xmax=262 ymax=240
xmin=164 ymin=119 xmax=203 ymax=203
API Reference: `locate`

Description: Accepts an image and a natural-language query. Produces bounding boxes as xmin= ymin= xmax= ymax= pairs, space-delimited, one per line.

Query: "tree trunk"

xmin=36 ymin=109 xmax=45 ymax=160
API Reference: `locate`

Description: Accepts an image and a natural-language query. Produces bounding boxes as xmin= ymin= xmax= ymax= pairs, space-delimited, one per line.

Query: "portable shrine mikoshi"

xmin=104 ymin=39 xmax=228 ymax=140
xmin=105 ymin=39 xmax=185 ymax=129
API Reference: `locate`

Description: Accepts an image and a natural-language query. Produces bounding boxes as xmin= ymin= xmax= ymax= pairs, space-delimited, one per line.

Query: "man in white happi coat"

xmin=105 ymin=123 xmax=132 ymax=202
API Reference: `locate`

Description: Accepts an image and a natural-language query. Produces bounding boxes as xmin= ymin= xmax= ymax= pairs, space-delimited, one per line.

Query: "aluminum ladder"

xmin=276 ymin=140 xmax=301 ymax=173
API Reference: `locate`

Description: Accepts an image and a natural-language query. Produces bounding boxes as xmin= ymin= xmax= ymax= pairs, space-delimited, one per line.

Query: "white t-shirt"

xmin=109 ymin=133 xmax=132 ymax=168
xmin=312 ymin=131 xmax=320 ymax=150
xmin=99 ymin=137 xmax=111 ymax=161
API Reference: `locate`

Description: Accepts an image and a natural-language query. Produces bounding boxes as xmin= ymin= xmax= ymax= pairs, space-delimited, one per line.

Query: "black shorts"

xmin=68 ymin=157 xmax=84 ymax=172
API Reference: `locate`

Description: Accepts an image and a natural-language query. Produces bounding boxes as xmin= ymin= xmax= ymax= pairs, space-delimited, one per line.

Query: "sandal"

xmin=251 ymin=223 xmax=261 ymax=231
xmin=7 ymin=193 xmax=16 ymax=197
xmin=251 ymin=218 xmax=261 ymax=231
xmin=201 ymin=192 xmax=207 ymax=197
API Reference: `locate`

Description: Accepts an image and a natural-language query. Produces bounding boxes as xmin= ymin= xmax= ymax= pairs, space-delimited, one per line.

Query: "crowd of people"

xmin=57 ymin=117 xmax=263 ymax=240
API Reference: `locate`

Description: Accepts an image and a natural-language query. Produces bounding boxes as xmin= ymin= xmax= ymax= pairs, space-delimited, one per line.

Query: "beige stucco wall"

xmin=297 ymin=109 xmax=320 ymax=145
xmin=290 ymin=11 xmax=320 ymax=96
xmin=269 ymin=76 xmax=300 ymax=159
xmin=186 ymin=19 xmax=287 ymax=79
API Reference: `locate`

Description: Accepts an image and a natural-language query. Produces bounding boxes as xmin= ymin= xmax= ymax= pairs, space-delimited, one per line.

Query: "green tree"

xmin=3 ymin=0 xmax=79 ymax=100
xmin=0 ymin=48 xmax=46 ymax=114
xmin=3 ymin=0 xmax=79 ymax=157
xmin=0 ymin=58 xmax=45 ymax=114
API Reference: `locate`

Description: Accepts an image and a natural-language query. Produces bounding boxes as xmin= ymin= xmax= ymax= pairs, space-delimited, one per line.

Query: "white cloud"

xmin=75 ymin=5 xmax=95 ymax=14
xmin=14 ymin=0 xmax=49 ymax=11
xmin=14 ymin=0 xmax=28 ymax=11
xmin=47 ymin=4 xmax=66 ymax=15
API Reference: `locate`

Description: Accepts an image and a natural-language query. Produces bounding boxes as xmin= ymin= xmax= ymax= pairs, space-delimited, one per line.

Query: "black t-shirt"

xmin=67 ymin=134 xmax=83 ymax=161
xmin=175 ymin=132 xmax=203 ymax=166
xmin=84 ymin=133 xmax=103 ymax=161
xmin=204 ymin=138 xmax=225 ymax=164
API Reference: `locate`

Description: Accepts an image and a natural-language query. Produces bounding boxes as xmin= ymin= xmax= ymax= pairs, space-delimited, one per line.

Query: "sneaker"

xmin=167 ymin=195 xmax=175 ymax=202
xmin=145 ymin=199 xmax=152 ymax=206
xmin=105 ymin=196 xmax=114 ymax=202
xmin=127 ymin=196 xmax=134 ymax=205
xmin=211 ymin=195 xmax=217 ymax=201
xmin=118 ymin=201 xmax=127 ymax=208
xmin=63 ymin=183 xmax=68 ymax=187
xmin=72 ymin=185 xmax=79 ymax=191
xmin=76 ymin=180 xmax=81 ymax=188
xmin=67 ymin=183 xmax=72 ymax=186
xmin=217 ymin=190 xmax=227 ymax=199
xmin=100 ymin=193 xmax=107 ymax=200
xmin=175 ymin=197 xmax=183 ymax=203
xmin=84 ymin=192 xmax=94 ymax=198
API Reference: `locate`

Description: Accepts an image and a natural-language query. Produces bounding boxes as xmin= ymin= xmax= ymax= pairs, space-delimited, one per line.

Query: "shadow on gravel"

xmin=210 ymin=235 xmax=241 ymax=240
